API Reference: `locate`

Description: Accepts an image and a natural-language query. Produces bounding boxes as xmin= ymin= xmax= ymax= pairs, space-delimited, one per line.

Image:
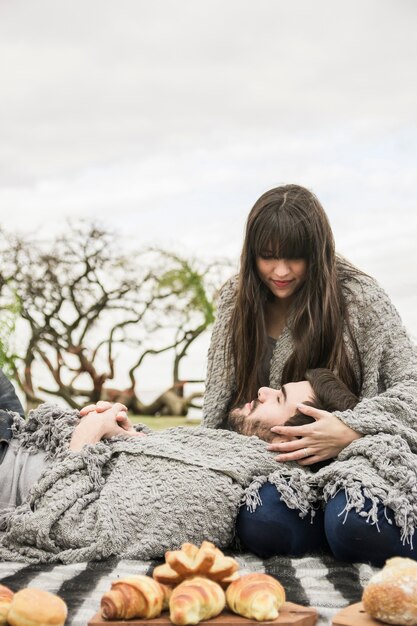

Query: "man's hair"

xmin=286 ymin=367 xmax=359 ymax=428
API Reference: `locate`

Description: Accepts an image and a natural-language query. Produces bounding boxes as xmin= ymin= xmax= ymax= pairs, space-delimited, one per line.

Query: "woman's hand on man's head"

xmin=267 ymin=404 xmax=362 ymax=466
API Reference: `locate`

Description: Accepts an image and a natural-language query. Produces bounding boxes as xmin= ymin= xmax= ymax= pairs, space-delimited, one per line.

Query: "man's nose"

xmin=258 ymin=387 xmax=278 ymax=402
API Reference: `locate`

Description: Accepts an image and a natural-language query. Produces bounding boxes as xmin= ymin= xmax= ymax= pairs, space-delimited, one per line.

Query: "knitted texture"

xmin=0 ymin=404 xmax=282 ymax=564
xmin=202 ymin=272 xmax=417 ymax=429
xmin=203 ymin=271 xmax=417 ymax=541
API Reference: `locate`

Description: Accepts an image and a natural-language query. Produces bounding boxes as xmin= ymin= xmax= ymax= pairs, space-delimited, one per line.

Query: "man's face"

xmin=229 ymin=381 xmax=314 ymax=442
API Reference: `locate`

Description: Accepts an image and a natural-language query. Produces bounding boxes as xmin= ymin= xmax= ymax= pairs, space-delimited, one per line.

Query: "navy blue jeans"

xmin=236 ymin=482 xmax=417 ymax=567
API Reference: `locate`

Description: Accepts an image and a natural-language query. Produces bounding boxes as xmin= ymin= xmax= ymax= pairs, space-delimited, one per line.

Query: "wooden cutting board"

xmin=332 ymin=602 xmax=381 ymax=626
xmin=89 ymin=602 xmax=317 ymax=626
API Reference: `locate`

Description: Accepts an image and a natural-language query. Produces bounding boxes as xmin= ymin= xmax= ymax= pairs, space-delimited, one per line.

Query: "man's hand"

xmin=70 ymin=403 xmax=145 ymax=452
xmin=267 ymin=404 xmax=362 ymax=466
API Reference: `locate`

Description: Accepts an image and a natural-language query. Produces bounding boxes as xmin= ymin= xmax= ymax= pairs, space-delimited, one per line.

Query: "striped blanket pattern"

xmin=0 ymin=553 xmax=378 ymax=626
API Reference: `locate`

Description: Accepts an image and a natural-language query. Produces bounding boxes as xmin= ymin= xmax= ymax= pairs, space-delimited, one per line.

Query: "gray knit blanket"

xmin=1 ymin=402 xmax=417 ymax=563
xmin=0 ymin=404 xmax=277 ymax=563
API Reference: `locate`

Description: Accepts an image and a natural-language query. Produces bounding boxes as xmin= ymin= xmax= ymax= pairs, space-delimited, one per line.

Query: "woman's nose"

xmin=272 ymin=259 xmax=290 ymax=277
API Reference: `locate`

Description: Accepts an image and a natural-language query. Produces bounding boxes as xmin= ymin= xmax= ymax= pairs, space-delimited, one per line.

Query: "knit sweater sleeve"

xmin=335 ymin=278 xmax=417 ymax=439
xmin=202 ymin=276 xmax=238 ymax=428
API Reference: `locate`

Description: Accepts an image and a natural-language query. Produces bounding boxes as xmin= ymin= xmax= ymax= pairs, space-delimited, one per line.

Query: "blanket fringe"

xmin=242 ymin=476 xmax=267 ymax=512
xmin=12 ymin=403 xmax=79 ymax=460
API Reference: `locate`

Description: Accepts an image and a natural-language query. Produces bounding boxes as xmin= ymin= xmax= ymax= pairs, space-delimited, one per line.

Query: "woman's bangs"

xmin=276 ymin=222 xmax=309 ymax=259
xmin=252 ymin=213 xmax=309 ymax=260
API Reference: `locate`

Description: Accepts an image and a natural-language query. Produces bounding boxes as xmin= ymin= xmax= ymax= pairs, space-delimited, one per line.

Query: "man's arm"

xmin=0 ymin=368 xmax=24 ymax=418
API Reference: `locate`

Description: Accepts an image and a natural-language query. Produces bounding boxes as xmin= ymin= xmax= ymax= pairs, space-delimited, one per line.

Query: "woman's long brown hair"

xmin=228 ymin=184 xmax=363 ymax=407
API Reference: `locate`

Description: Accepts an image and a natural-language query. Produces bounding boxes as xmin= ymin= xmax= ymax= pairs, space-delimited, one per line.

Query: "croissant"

xmin=153 ymin=541 xmax=239 ymax=586
xmin=7 ymin=588 xmax=68 ymax=626
xmin=0 ymin=584 xmax=13 ymax=626
xmin=226 ymin=573 xmax=286 ymax=621
xmin=101 ymin=576 xmax=168 ymax=620
xmin=101 ymin=575 xmax=170 ymax=620
xmin=169 ymin=576 xmax=226 ymax=626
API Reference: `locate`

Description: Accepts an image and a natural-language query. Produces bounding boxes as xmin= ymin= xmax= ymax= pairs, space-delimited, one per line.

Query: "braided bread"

xmin=153 ymin=541 xmax=239 ymax=586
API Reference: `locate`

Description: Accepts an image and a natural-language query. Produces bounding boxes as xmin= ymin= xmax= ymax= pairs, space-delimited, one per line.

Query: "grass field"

xmin=131 ymin=415 xmax=201 ymax=430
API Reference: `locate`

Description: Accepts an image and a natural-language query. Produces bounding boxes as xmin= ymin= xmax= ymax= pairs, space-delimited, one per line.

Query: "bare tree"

xmin=0 ymin=224 xmax=231 ymax=414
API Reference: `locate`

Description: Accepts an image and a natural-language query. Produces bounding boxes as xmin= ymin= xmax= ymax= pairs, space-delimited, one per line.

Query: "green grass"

xmin=131 ymin=415 xmax=201 ymax=430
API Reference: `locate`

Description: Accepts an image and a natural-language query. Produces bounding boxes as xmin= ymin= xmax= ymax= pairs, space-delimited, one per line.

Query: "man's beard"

xmin=228 ymin=403 xmax=274 ymax=443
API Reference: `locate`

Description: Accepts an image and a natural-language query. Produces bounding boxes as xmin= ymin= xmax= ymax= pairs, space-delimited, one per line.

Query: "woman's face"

xmin=256 ymin=255 xmax=307 ymax=300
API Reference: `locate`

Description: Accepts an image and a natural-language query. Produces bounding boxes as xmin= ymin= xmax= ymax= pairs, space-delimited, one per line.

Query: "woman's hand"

xmin=70 ymin=403 xmax=145 ymax=451
xmin=267 ymin=404 xmax=362 ymax=465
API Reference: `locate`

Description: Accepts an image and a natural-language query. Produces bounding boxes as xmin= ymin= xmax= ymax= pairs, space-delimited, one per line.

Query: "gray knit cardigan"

xmin=202 ymin=273 xmax=417 ymax=432
xmin=202 ymin=272 xmax=417 ymax=542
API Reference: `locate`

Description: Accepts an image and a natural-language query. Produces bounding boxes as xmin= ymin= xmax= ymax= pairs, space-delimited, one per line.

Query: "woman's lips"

xmin=272 ymin=279 xmax=293 ymax=288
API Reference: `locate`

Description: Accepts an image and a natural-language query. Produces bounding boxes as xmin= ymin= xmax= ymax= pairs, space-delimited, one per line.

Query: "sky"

xmin=0 ymin=0 xmax=416 ymax=404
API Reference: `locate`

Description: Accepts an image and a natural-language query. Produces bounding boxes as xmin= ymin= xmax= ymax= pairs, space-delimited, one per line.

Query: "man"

xmin=0 ymin=367 xmax=357 ymax=506
xmin=0 ymin=368 xmax=358 ymax=564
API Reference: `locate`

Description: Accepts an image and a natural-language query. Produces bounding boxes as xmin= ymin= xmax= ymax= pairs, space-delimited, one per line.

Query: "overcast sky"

xmin=1 ymin=0 xmax=416 ymax=399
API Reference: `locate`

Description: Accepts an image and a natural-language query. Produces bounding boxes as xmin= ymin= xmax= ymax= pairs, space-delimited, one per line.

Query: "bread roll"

xmin=101 ymin=574 xmax=168 ymax=620
xmin=362 ymin=557 xmax=417 ymax=626
xmin=0 ymin=584 xmax=14 ymax=626
xmin=226 ymin=572 xmax=286 ymax=621
xmin=7 ymin=588 xmax=67 ymax=626
xmin=169 ymin=576 xmax=225 ymax=626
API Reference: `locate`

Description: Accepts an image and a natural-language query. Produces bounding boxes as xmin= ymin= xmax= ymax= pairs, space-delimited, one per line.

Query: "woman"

xmin=202 ymin=184 xmax=417 ymax=565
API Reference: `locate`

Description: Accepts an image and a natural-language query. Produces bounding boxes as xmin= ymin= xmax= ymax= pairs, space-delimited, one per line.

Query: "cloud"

xmin=1 ymin=0 xmax=416 ymax=180
xmin=0 ymin=0 xmax=416 ymax=340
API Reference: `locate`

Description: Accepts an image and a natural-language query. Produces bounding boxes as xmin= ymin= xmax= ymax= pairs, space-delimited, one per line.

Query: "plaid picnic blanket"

xmin=0 ymin=552 xmax=378 ymax=625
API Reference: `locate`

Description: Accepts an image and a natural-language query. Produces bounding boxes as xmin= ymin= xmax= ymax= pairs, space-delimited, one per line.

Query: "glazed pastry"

xmin=153 ymin=541 xmax=239 ymax=586
xmin=169 ymin=576 xmax=226 ymax=626
xmin=7 ymin=588 xmax=67 ymax=626
xmin=362 ymin=557 xmax=417 ymax=626
xmin=226 ymin=572 xmax=286 ymax=621
xmin=0 ymin=584 xmax=14 ymax=626
xmin=101 ymin=574 xmax=168 ymax=620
